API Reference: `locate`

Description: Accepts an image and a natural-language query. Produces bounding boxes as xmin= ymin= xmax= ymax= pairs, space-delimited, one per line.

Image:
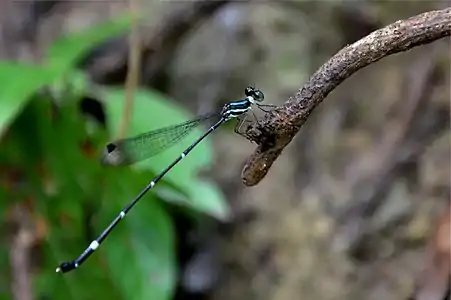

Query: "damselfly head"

xmin=245 ymin=86 xmax=264 ymax=102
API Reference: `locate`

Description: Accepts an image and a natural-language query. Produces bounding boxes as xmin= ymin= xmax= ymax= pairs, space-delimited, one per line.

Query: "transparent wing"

xmin=101 ymin=112 xmax=220 ymax=166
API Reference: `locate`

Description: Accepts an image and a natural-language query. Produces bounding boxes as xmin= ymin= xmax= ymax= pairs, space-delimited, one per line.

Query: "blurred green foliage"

xmin=0 ymin=15 xmax=229 ymax=300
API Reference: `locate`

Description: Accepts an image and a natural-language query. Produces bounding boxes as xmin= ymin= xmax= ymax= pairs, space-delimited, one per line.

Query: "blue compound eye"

xmin=253 ymin=89 xmax=264 ymax=102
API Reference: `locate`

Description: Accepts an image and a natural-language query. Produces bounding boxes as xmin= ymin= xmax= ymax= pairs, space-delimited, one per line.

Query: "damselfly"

xmin=56 ymin=86 xmax=266 ymax=273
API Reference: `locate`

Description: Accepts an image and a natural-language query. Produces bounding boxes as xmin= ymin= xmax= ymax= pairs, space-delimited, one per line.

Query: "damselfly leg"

xmin=234 ymin=114 xmax=248 ymax=135
xmin=234 ymin=111 xmax=259 ymax=137
xmin=256 ymin=103 xmax=277 ymax=113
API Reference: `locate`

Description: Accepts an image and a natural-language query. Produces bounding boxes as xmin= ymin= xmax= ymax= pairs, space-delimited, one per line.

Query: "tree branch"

xmin=241 ymin=8 xmax=451 ymax=186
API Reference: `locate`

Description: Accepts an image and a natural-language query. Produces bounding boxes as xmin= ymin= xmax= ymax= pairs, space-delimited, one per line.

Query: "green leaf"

xmin=43 ymin=170 xmax=176 ymax=300
xmin=45 ymin=14 xmax=133 ymax=74
xmin=7 ymin=97 xmax=120 ymax=299
xmin=0 ymin=62 xmax=60 ymax=138
xmin=101 ymin=170 xmax=176 ymax=300
xmin=0 ymin=11 xmax=125 ymax=137
xmin=1 ymin=77 xmax=176 ymax=298
xmin=182 ymin=179 xmax=231 ymax=221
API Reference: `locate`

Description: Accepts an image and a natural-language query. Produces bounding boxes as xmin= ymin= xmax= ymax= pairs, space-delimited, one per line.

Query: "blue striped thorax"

xmin=223 ymin=98 xmax=253 ymax=118
xmin=222 ymin=86 xmax=265 ymax=119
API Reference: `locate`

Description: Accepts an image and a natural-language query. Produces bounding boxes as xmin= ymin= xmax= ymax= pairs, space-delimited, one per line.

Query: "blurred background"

xmin=0 ymin=1 xmax=450 ymax=300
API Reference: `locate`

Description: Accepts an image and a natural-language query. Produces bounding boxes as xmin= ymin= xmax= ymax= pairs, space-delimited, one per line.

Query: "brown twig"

xmin=241 ymin=8 xmax=451 ymax=186
xmin=117 ymin=0 xmax=141 ymax=139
